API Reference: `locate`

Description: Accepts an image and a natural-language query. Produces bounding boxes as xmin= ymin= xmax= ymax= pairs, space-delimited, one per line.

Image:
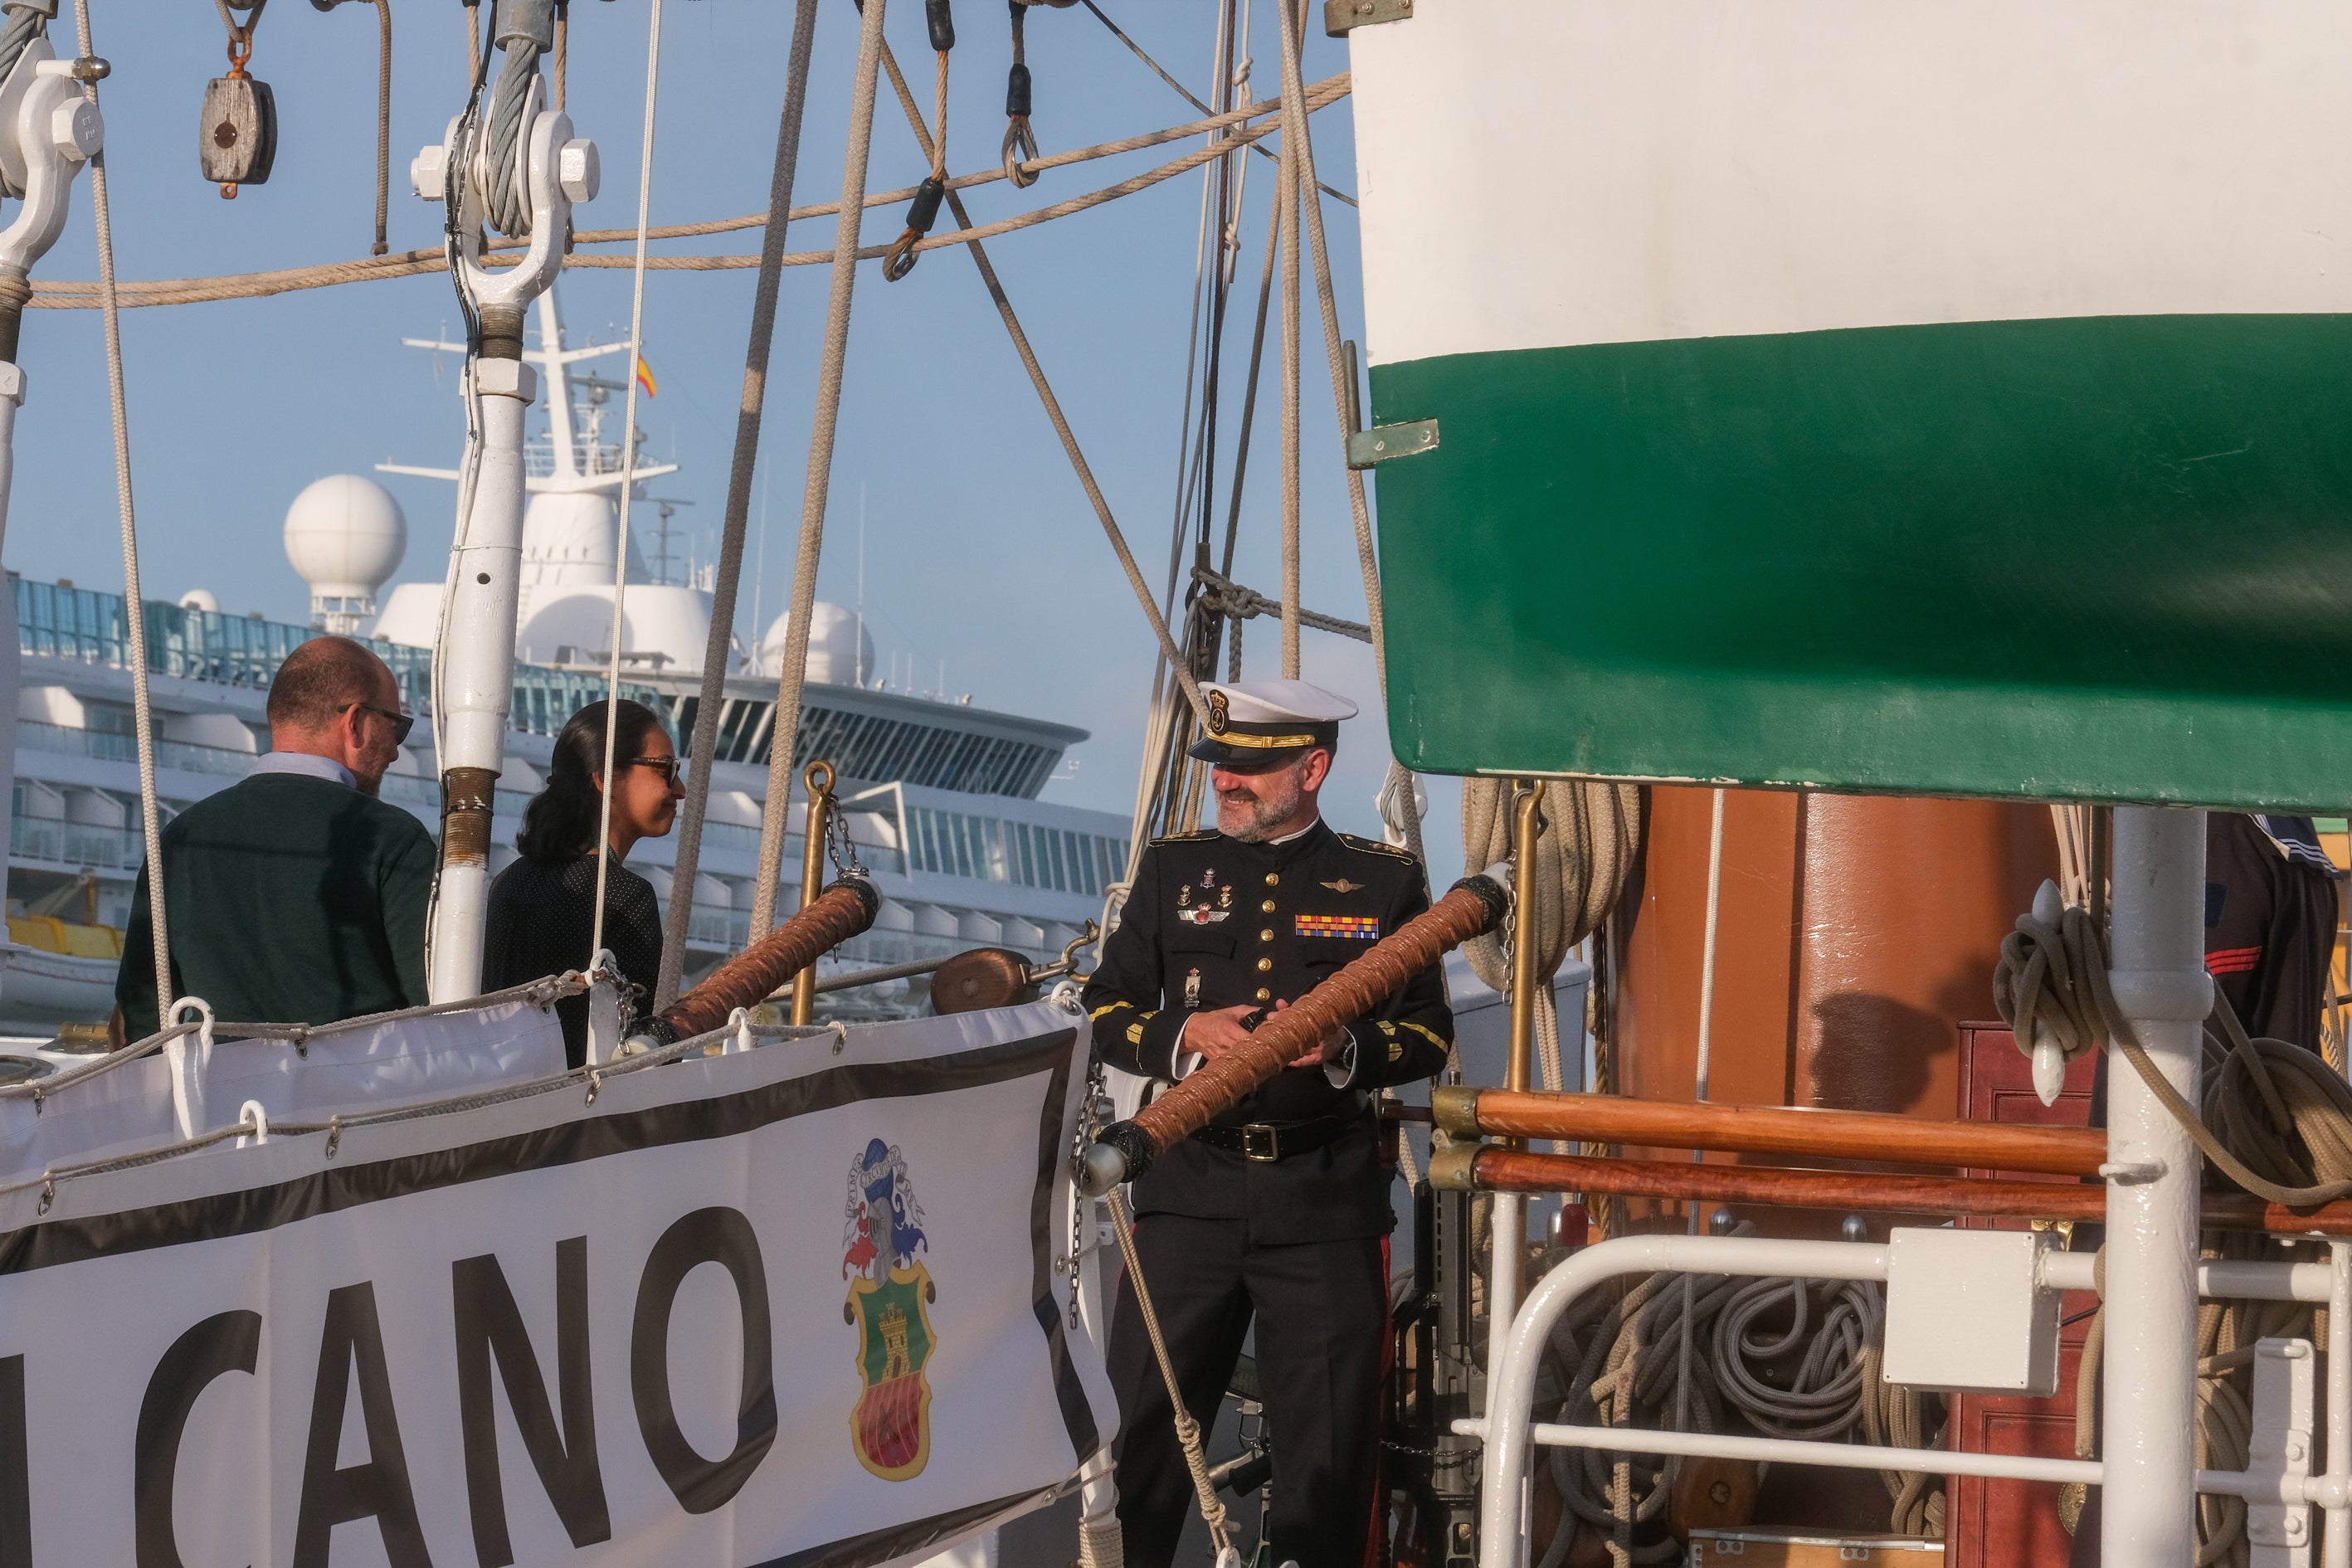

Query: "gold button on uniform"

xmin=1255 ymin=987 xmax=1271 ymax=1001
xmin=1256 ymin=957 xmax=1273 ymax=971
xmin=1264 ymin=873 xmax=1278 ymax=887
xmin=1261 ymin=899 xmax=1276 ymax=913
xmin=1259 ymin=928 xmax=1274 ymax=942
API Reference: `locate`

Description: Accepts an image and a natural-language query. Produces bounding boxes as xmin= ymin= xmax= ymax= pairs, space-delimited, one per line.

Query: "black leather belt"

xmin=1192 ymin=1112 xmax=1356 ymax=1163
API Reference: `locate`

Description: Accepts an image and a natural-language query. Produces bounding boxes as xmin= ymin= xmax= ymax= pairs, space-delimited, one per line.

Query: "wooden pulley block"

xmin=1668 ymin=1454 xmax=1760 ymax=1541
xmin=930 ymin=947 xmax=1036 ymax=1015
xmin=199 ymin=73 xmax=276 ymax=197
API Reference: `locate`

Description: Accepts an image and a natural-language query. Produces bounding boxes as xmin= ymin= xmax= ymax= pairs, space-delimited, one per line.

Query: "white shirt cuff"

xmin=1171 ymin=1014 xmax=1203 ymax=1079
xmin=1322 ymin=1028 xmax=1359 ymax=1088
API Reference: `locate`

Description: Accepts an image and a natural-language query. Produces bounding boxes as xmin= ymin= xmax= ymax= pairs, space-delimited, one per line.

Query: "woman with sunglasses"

xmin=482 ymin=698 xmax=686 ymax=1066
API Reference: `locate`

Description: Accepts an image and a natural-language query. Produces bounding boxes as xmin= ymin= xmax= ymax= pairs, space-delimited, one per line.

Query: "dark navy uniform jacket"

xmin=1082 ymin=820 xmax=1454 ymax=1243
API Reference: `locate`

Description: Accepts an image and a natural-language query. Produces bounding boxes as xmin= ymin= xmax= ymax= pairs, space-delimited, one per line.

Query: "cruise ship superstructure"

xmin=0 ymin=289 xmax=1126 ymax=1030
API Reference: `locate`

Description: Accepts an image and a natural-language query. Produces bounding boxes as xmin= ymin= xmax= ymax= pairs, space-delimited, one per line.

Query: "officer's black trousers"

xmin=1108 ymin=1213 xmax=1385 ymax=1568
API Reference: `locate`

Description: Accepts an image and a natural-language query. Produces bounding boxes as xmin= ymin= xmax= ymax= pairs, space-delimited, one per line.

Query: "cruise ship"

xmin=0 ymin=290 xmax=1128 ymax=1030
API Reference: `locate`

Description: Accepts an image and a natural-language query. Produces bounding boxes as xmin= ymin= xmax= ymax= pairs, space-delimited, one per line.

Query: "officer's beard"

xmin=1217 ymin=768 xmax=1306 ymax=842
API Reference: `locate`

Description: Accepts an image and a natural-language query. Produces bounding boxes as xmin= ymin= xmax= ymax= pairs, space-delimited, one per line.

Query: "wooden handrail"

xmin=1455 ymin=1147 xmax=2352 ymax=1237
xmin=1432 ymin=1087 xmax=2108 ymax=1179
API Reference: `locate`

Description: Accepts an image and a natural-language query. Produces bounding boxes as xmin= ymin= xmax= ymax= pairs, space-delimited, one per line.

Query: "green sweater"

xmin=115 ymin=772 xmax=435 ymax=1040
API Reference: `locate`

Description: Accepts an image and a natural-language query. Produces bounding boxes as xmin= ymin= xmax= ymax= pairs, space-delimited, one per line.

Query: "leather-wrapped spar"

xmin=656 ymin=875 xmax=882 ymax=1040
xmin=1078 ymin=872 xmax=1510 ymax=1196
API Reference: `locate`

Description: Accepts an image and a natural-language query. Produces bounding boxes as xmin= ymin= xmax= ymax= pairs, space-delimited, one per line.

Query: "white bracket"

xmin=413 ymin=88 xmax=595 ymax=314
xmin=2247 ymin=1337 xmax=2316 ymax=1566
xmin=0 ymin=38 xmax=98 ymax=275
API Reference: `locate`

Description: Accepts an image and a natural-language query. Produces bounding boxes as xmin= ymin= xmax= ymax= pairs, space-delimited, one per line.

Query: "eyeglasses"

xmin=341 ymin=702 xmax=415 ymax=745
xmin=624 ymin=755 xmax=681 ymax=784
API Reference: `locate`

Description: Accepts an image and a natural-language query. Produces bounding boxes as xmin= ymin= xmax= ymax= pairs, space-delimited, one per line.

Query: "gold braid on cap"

xmin=1214 ymin=730 xmax=1320 ymax=750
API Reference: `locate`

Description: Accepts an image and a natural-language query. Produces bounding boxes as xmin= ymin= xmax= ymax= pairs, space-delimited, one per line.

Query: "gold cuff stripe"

xmin=1400 ymin=1020 xmax=1449 ymax=1051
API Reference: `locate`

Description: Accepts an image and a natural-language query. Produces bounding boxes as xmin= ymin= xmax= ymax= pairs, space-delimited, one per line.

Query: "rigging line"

xmin=23 ymin=75 xmax=1353 ymax=309
xmin=1269 ymin=0 xmax=1425 ymax=870
xmin=656 ymin=0 xmax=821 ymax=1010
xmin=71 ymin=0 xmax=171 ymax=1016
xmin=744 ymin=0 xmax=893 ymax=942
xmin=874 ymin=35 xmax=1210 ymax=727
xmin=1278 ymin=105 xmax=1300 ymax=679
xmin=370 ymin=0 xmax=391 ymax=256
xmin=1175 ymin=0 xmax=1241 ymax=635
xmin=1079 ymin=0 xmax=1354 ymax=207
xmin=1219 ymin=173 xmax=1280 ymax=583
xmin=590 ymin=0 xmax=665 ymax=973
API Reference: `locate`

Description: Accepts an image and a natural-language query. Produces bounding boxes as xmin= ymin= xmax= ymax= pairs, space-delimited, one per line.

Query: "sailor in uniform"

xmin=1083 ymin=679 xmax=1454 ymax=1568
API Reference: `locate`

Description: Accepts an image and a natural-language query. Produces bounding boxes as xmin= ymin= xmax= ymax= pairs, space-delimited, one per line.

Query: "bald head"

xmin=269 ymin=636 xmax=396 ymax=731
xmin=267 ymin=637 xmax=406 ymax=792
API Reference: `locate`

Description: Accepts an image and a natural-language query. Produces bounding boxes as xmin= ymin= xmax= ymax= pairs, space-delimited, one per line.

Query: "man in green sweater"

xmin=114 ymin=635 xmax=434 ymax=1040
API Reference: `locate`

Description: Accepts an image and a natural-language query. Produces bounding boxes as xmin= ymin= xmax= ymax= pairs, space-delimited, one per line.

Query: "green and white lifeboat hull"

xmin=1349 ymin=0 xmax=2352 ymax=806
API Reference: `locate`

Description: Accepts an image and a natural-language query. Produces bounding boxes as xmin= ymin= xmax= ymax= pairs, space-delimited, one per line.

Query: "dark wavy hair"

xmin=517 ymin=699 xmax=671 ymax=862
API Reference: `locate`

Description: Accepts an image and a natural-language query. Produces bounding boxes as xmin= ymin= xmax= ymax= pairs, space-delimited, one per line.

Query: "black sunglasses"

xmin=342 ymin=701 xmax=415 ymax=745
xmin=623 ymin=755 xmax=681 ymax=784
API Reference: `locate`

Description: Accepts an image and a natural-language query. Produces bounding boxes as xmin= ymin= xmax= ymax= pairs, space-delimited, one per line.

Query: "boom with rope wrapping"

xmin=1079 ymin=868 xmax=1510 ymax=1195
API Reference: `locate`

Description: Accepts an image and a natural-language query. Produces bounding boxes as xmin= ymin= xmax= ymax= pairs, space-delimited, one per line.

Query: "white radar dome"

xmin=284 ymin=475 xmax=407 ymax=599
xmin=759 ymin=602 xmax=873 ymax=686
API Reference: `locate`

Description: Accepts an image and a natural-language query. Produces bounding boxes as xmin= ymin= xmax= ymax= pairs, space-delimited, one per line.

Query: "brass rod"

xmin=791 ymin=759 xmax=835 ymax=1025
xmin=1506 ymin=781 xmax=1543 ymax=1149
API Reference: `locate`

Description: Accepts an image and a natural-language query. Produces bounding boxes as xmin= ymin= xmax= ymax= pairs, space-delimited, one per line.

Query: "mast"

xmin=408 ymin=0 xmax=600 ymax=1001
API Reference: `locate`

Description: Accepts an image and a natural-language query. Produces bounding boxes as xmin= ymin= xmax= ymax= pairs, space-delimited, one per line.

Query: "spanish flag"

xmin=634 ymin=354 xmax=658 ymax=398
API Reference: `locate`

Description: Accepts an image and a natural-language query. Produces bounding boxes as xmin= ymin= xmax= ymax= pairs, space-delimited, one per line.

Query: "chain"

xmin=1066 ymin=1056 xmax=1109 ymax=1330
xmin=823 ymin=791 xmax=867 ymax=879
xmin=212 ymin=0 xmax=264 ymax=75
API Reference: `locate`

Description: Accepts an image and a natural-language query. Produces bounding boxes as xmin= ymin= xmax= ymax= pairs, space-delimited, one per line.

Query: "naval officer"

xmin=1083 ymin=679 xmax=1454 ymax=1568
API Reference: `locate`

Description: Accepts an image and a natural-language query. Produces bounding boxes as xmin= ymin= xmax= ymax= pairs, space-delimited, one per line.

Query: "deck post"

xmin=2101 ymin=806 xmax=2209 ymax=1567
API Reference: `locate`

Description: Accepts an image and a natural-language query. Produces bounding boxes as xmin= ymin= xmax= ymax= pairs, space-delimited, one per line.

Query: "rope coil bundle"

xmin=1531 ymin=1227 xmax=1941 ymax=1567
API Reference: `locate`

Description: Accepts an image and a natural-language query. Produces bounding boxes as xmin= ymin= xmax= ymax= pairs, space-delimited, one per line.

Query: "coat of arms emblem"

xmin=842 ymin=1137 xmax=937 ymax=1480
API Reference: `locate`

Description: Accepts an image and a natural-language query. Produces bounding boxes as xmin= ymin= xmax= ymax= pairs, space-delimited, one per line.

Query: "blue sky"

xmin=3 ymin=0 xmax=1463 ymax=882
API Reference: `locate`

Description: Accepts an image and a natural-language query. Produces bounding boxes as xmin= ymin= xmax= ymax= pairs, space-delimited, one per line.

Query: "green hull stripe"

xmin=1369 ymin=314 xmax=2352 ymax=808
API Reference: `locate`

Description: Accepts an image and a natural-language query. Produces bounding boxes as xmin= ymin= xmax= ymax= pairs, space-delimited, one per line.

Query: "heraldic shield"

xmin=843 ymin=1138 xmax=937 ymax=1480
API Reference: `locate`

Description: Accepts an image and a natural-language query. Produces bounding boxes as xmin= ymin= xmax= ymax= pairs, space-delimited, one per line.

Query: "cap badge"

xmin=1322 ymin=879 xmax=1365 ymax=894
xmin=1205 ymin=689 xmax=1230 ymax=734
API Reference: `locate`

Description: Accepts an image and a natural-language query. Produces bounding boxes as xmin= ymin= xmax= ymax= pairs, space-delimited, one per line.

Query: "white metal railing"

xmin=10 ymin=815 xmax=144 ymax=870
xmin=1468 ymin=1231 xmax=2352 ymax=1567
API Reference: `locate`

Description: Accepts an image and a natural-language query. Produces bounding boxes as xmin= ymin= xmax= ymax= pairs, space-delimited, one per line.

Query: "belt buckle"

xmin=1241 ymin=1123 xmax=1280 ymax=1162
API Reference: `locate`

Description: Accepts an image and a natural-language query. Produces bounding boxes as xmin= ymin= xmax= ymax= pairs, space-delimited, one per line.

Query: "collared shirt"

xmin=251 ymin=751 xmax=357 ymax=789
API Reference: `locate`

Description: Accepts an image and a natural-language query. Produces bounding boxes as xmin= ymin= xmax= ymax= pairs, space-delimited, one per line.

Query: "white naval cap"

xmin=1187 ymin=679 xmax=1359 ymax=767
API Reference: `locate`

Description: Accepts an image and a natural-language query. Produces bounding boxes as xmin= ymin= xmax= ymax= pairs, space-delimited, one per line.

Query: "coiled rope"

xmin=1994 ymin=894 xmax=2352 ymax=1207
xmin=1999 ymin=885 xmax=2352 ymax=1566
xmin=1533 ymin=1228 xmax=1941 ymax=1566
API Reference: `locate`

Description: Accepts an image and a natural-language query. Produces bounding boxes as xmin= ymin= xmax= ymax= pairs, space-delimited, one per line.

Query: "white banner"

xmin=0 ymin=998 xmax=1113 ymax=1567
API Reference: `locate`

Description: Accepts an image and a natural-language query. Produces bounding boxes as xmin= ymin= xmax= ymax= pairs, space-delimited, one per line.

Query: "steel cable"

xmin=482 ymin=28 xmax=542 ymax=237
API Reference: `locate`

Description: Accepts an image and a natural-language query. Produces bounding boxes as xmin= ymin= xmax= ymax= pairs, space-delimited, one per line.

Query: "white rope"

xmin=747 ymin=0 xmax=892 ymax=940
xmin=1277 ymin=119 xmax=1300 ymax=679
xmin=656 ymin=0 xmax=821 ymax=1010
xmin=71 ymin=0 xmax=169 ymax=1013
xmin=1267 ymin=0 xmax=1429 ymax=878
xmin=1104 ymin=1186 xmax=1235 ymax=1559
xmin=589 ymin=0 xmax=665 ymax=968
